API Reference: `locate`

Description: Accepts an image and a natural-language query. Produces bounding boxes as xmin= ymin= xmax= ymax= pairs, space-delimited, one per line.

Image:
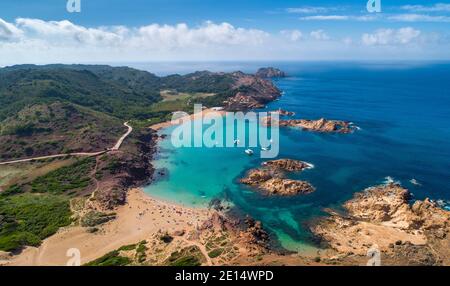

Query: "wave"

xmin=349 ymin=122 xmax=362 ymax=131
xmin=383 ymin=176 xmax=401 ymax=185
xmin=304 ymin=162 xmax=315 ymax=169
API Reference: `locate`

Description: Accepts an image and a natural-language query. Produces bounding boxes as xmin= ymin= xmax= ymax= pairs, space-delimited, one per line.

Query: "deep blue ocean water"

xmin=142 ymin=62 xmax=450 ymax=252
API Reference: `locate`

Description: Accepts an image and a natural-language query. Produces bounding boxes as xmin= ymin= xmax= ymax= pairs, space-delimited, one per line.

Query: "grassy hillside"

xmin=0 ymin=65 xmax=244 ymax=121
xmin=0 ymin=64 xmax=279 ymax=253
xmin=0 ymin=102 xmax=123 ymax=160
xmin=0 ymin=66 xmax=161 ymax=121
xmin=0 ymin=193 xmax=72 ymax=252
xmin=0 ymin=65 xmax=270 ymax=143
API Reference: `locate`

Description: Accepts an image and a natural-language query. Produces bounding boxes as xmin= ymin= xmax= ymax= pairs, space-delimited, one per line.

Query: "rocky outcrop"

xmin=240 ymin=168 xmax=279 ymax=186
xmin=256 ymin=67 xmax=286 ymax=78
xmin=199 ymin=212 xmax=271 ymax=255
xmin=94 ymin=188 xmax=127 ymax=210
xmin=92 ymin=128 xmax=158 ymax=210
xmin=310 ymin=183 xmax=450 ymax=265
xmin=271 ymin=109 xmax=295 ymax=116
xmin=200 ymin=212 xmax=239 ymax=233
xmin=240 ymin=159 xmax=315 ymax=196
xmin=262 ymin=159 xmax=312 ymax=172
xmin=240 ymin=216 xmax=270 ymax=248
xmin=224 ymin=72 xmax=282 ymax=111
xmin=262 ymin=117 xmax=356 ymax=133
xmin=260 ymin=178 xmax=315 ymax=196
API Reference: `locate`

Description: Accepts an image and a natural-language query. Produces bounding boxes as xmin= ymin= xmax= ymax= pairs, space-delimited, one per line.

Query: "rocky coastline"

xmin=310 ymin=183 xmax=450 ymax=265
xmin=88 ymin=128 xmax=159 ymax=210
xmin=240 ymin=159 xmax=315 ymax=196
xmin=271 ymin=108 xmax=295 ymax=116
xmin=223 ymin=71 xmax=282 ymax=111
xmin=256 ymin=67 xmax=286 ymax=78
xmin=262 ymin=117 xmax=356 ymax=133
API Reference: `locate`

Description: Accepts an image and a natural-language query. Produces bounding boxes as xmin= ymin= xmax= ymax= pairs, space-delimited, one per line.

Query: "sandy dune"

xmin=3 ymin=188 xmax=209 ymax=266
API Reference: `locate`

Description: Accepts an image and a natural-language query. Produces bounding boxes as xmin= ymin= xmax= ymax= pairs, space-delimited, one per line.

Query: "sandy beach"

xmin=2 ymin=108 xmax=227 ymax=266
xmin=2 ymin=188 xmax=210 ymax=266
xmin=150 ymin=108 xmax=226 ymax=130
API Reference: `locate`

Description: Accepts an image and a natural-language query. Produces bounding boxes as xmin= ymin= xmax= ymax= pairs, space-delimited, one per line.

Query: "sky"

xmin=0 ymin=0 xmax=450 ymax=65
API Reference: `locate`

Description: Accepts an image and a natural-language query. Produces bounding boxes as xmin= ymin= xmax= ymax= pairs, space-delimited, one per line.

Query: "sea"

xmin=133 ymin=61 xmax=450 ymax=253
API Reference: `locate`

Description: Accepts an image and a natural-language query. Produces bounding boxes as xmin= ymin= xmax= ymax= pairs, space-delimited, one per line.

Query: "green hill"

xmin=0 ymin=64 xmax=281 ymax=160
xmin=0 ymin=65 xmax=162 ymax=121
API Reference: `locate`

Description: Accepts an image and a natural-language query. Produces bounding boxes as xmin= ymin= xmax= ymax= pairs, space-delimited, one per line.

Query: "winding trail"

xmin=0 ymin=122 xmax=133 ymax=166
xmin=111 ymin=122 xmax=133 ymax=151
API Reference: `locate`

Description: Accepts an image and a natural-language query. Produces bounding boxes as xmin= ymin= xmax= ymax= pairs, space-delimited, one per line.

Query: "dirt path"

xmin=3 ymin=189 xmax=209 ymax=266
xmin=0 ymin=122 xmax=132 ymax=166
xmin=111 ymin=122 xmax=133 ymax=151
xmin=0 ymin=152 xmax=105 ymax=166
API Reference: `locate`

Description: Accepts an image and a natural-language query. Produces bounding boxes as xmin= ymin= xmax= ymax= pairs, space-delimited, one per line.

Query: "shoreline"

xmin=2 ymin=188 xmax=210 ymax=266
xmin=150 ymin=108 xmax=226 ymax=131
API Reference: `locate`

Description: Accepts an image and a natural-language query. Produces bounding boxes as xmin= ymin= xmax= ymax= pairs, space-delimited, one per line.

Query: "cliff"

xmin=310 ymin=184 xmax=450 ymax=265
xmin=256 ymin=67 xmax=286 ymax=78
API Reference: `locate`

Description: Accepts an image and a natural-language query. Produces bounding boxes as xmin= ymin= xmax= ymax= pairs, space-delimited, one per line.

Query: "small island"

xmin=240 ymin=159 xmax=315 ymax=196
xmin=270 ymin=108 xmax=296 ymax=116
xmin=262 ymin=117 xmax=356 ymax=133
xmin=310 ymin=183 xmax=450 ymax=265
xmin=256 ymin=67 xmax=286 ymax=78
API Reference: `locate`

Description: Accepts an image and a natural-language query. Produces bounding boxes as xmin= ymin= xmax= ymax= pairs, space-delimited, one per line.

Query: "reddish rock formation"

xmin=240 ymin=159 xmax=315 ymax=196
xmin=240 ymin=168 xmax=279 ymax=186
xmin=262 ymin=159 xmax=312 ymax=172
xmin=256 ymin=67 xmax=286 ymax=78
xmin=310 ymin=183 xmax=450 ymax=265
xmin=200 ymin=212 xmax=239 ymax=233
xmin=224 ymin=72 xmax=282 ymax=111
xmin=240 ymin=216 xmax=270 ymax=248
xmin=260 ymin=178 xmax=315 ymax=196
xmin=271 ymin=108 xmax=295 ymax=116
xmin=261 ymin=117 xmax=355 ymax=134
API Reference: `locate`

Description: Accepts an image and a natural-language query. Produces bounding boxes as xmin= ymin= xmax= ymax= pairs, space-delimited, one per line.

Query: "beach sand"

xmin=150 ymin=108 xmax=226 ymax=131
xmin=3 ymin=188 xmax=210 ymax=266
xmin=2 ymin=108 xmax=233 ymax=266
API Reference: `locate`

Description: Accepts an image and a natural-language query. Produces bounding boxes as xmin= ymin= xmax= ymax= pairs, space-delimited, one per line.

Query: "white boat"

xmin=245 ymin=149 xmax=254 ymax=155
xmin=261 ymin=147 xmax=269 ymax=151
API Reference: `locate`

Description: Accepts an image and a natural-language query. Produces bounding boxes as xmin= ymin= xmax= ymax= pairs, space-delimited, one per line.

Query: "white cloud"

xmin=15 ymin=18 xmax=125 ymax=45
xmin=401 ymin=3 xmax=450 ymax=12
xmin=300 ymin=15 xmax=378 ymax=21
xmin=355 ymin=15 xmax=378 ymax=21
xmin=342 ymin=37 xmax=353 ymax=45
xmin=388 ymin=14 xmax=450 ymax=22
xmin=135 ymin=21 xmax=268 ymax=48
xmin=280 ymin=29 xmax=303 ymax=41
xmin=362 ymin=27 xmax=421 ymax=46
xmin=300 ymin=15 xmax=349 ymax=21
xmin=11 ymin=19 xmax=268 ymax=48
xmin=0 ymin=18 xmax=22 ymax=41
xmin=0 ymin=18 xmax=273 ymax=64
xmin=0 ymin=18 xmax=448 ymax=64
xmin=286 ymin=7 xmax=330 ymax=14
xmin=310 ymin=30 xmax=330 ymax=40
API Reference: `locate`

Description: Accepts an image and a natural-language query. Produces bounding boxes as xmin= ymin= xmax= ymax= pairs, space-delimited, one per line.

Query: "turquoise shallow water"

xmin=144 ymin=62 xmax=450 ymax=252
